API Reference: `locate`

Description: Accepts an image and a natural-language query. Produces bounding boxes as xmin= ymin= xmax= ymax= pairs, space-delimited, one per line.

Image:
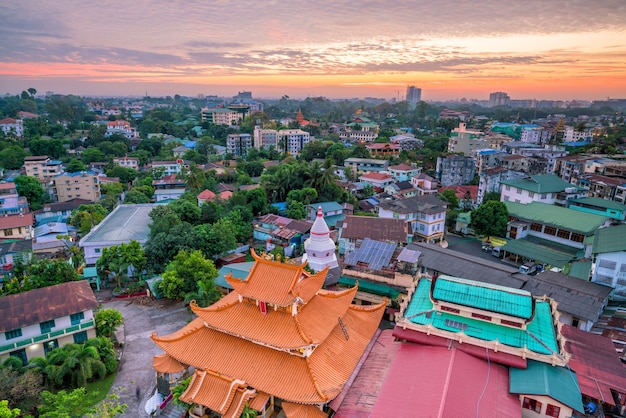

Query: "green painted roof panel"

xmin=338 ymin=276 xmax=401 ymax=299
xmin=571 ymin=197 xmax=626 ymax=212
xmin=501 ymin=239 xmax=577 ymax=268
xmin=510 ymin=360 xmax=584 ymax=412
xmin=593 ymin=224 xmax=626 ymax=254
xmin=500 ymin=174 xmax=574 ymax=193
xmin=432 ymin=275 xmax=533 ymax=319
xmin=505 ymin=201 xmax=609 ymax=235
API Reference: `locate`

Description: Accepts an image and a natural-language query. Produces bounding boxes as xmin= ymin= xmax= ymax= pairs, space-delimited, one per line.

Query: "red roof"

xmin=360 ymin=172 xmax=393 ymax=181
xmin=562 ymin=324 xmax=626 ymax=405
xmin=198 ymin=189 xmax=216 ymax=200
xmin=439 ymin=185 xmax=479 ymax=200
xmin=0 ymin=213 xmax=33 ymax=229
xmin=0 ymin=117 xmax=17 ymax=124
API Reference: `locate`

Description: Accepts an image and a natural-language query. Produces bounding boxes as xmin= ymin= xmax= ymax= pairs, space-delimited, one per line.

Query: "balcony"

xmin=0 ymin=319 xmax=95 ymax=354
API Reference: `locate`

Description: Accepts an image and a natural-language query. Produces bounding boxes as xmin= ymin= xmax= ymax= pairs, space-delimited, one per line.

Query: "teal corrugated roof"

xmin=505 ymin=201 xmax=609 ymax=235
xmin=214 ymin=261 xmax=254 ymax=289
xmin=571 ymin=197 xmax=626 ymax=212
xmin=323 ymin=213 xmax=345 ymax=228
xmin=82 ymin=266 xmax=98 ymax=278
xmin=405 ymin=278 xmax=560 ymax=356
xmin=593 ymin=224 xmax=626 ymax=254
xmin=433 ymin=275 xmax=533 ymax=319
xmin=510 ymin=360 xmax=584 ymax=413
xmin=309 ymin=201 xmax=344 ymax=213
xmin=568 ymin=261 xmax=592 ymax=280
xmin=501 ymin=239 xmax=577 ymax=268
xmin=338 ymin=276 xmax=401 ymax=299
xmin=500 ymin=174 xmax=573 ymax=193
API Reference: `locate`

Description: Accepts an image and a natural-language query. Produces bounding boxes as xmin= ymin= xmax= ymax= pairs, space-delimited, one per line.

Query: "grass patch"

xmin=84 ymin=372 xmax=117 ymax=409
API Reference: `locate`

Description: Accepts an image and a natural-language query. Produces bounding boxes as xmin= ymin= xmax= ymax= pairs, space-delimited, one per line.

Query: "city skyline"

xmin=1 ymin=1 xmax=626 ymax=101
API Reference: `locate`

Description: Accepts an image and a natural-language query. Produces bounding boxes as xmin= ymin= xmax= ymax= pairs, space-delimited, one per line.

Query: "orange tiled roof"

xmin=282 ymin=402 xmax=328 ymax=418
xmin=191 ymin=285 xmax=358 ymax=350
xmin=180 ymin=369 xmax=255 ymax=417
xmin=225 ymin=250 xmax=327 ymax=306
xmin=152 ymin=302 xmax=386 ymax=403
xmin=153 ymin=353 xmax=185 ymax=374
xmin=248 ymin=392 xmax=269 ymax=411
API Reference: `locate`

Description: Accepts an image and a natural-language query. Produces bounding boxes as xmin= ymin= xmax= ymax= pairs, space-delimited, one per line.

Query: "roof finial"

xmin=317 ymin=206 xmax=323 ymax=217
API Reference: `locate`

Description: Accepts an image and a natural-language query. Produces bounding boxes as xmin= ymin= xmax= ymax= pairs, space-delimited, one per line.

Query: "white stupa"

xmin=303 ymin=206 xmax=339 ymax=272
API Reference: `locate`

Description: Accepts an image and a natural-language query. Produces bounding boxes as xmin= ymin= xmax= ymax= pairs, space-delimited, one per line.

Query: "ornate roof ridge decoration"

xmin=151 ymin=317 xmax=205 ymax=343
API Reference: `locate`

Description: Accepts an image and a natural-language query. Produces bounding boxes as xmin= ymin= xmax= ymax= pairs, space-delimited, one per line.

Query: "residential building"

xmin=152 ymin=174 xmax=186 ymax=202
xmin=52 ymin=171 xmax=101 ymax=203
xmin=0 ymin=117 xmax=23 ymax=137
xmin=365 ymin=143 xmax=400 ymax=158
xmin=568 ymin=197 xmax=626 ymax=221
xmin=592 ymin=224 xmax=626 ymax=300
xmin=32 ymin=222 xmax=71 ymax=254
xmin=253 ymin=214 xmax=312 ymax=257
xmin=497 ymin=154 xmax=529 ymax=173
xmin=509 ymin=145 xmax=567 ymax=173
xmin=0 ymin=212 xmax=34 ymax=240
xmin=406 ymin=85 xmax=421 ymax=103
xmin=0 ymin=182 xmax=29 ymax=216
xmin=344 ymin=158 xmax=388 ymax=174
xmin=151 ymin=160 xmax=187 ymax=177
xmin=0 ymin=281 xmax=98 ymax=365
xmin=488 ymin=91 xmax=510 ymax=107
xmin=554 ymin=154 xmax=594 ymax=183
xmin=305 ymin=201 xmax=347 ymax=229
xmin=383 ymin=181 xmax=417 ymax=198
xmin=563 ymin=125 xmax=593 ymax=142
xmin=79 ymin=204 xmax=157 ymax=265
xmin=338 ymin=216 xmax=411 ymax=255
xmin=436 ymin=154 xmax=475 ymax=186
xmin=23 ymin=155 xmax=63 ymax=180
xmin=378 ymin=195 xmax=447 ymax=243
xmin=151 ymin=251 xmax=385 ymax=418
xmin=277 ymin=129 xmax=310 ymax=155
xmin=615 ymin=183 xmax=626 ymax=204
xmin=389 ymin=134 xmax=423 ymax=151
xmin=500 ymin=173 xmax=585 ymax=206
xmin=410 ymin=173 xmax=439 ymax=195
xmin=447 ymin=123 xmax=487 ymax=156
xmin=200 ymin=107 xmax=243 ymax=125
xmin=105 ymin=120 xmax=138 ymax=138
xmin=473 ymin=148 xmax=507 ymax=175
xmin=386 ymin=163 xmax=420 ymax=182
xmin=520 ymin=126 xmax=552 ymax=145
xmin=113 ymin=156 xmax=140 ymax=170
xmin=0 ymin=240 xmax=32 ymax=279
xmin=338 ymin=130 xmax=377 ymax=143
xmin=35 ymin=198 xmax=91 ymax=225
xmin=226 ymin=133 xmax=253 ymax=158
xmin=358 ymin=172 xmax=394 ymax=191
xmin=577 ymin=173 xmax=624 ymax=200
xmin=253 ymin=126 xmax=278 ymax=149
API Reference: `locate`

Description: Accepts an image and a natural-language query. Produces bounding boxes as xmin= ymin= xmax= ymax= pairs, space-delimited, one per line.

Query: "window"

xmin=556 ymin=229 xmax=571 ymax=239
xmin=529 ymin=192 xmax=534 ymax=198
xmin=530 ymin=223 xmax=542 ymax=232
xmin=501 ymin=319 xmax=522 ymax=328
xmin=546 ymin=404 xmax=560 ymax=417
xmin=522 ymin=397 xmax=542 ymax=414
xmin=95 ymin=248 xmax=101 ymax=254
xmin=40 ymin=319 xmax=55 ymax=334
xmin=571 ymin=233 xmax=585 ymax=243
xmin=73 ymin=331 xmax=88 ymax=344
xmin=43 ymin=339 xmax=59 ymax=357
xmin=505 ymin=185 xmax=510 ymax=191
xmin=4 ymin=229 xmax=12 ymax=237
xmin=516 ymin=188 xmax=521 ymax=194
xmin=441 ymin=305 xmax=460 ymax=314
xmin=471 ymin=313 xmax=492 ymax=321
xmin=541 ymin=193 xmax=547 ymax=199
xmin=544 ymin=226 xmax=557 ymax=236
xmin=444 ymin=319 xmax=468 ymax=331
xmin=9 ymin=348 xmax=27 ymax=366
xmin=70 ymin=312 xmax=84 ymax=325
xmin=5 ymin=328 xmax=22 ymax=340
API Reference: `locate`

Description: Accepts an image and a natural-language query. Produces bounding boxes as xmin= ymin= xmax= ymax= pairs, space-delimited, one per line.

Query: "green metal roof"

xmin=593 ymin=224 xmax=626 ymax=254
xmin=215 ymin=261 xmax=254 ymax=289
xmin=338 ymin=276 xmax=401 ymax=299
xmin=308 ymin=201 xmax=344 ymax=213
xmin=405 ymin=278 xmax=560 ymax=356
xmin=509 ymin=360 xmax=584 ymax=413
xmin=501 ymin=239 xmax=578 ymax=268
xmin=82 ymin=266 xmax=98 ymax=278
xmin=432 ymin=275 xmax=533 ymax=319
xmin=500 ymin=174 xmax=574 ymax=193
xmin=570 ymin=197 xmax=626 ymax=212
xmin=505 ymin=201 xmax=609 ymax=235
xmin=567 ymin=260 xmax=592 ymax=280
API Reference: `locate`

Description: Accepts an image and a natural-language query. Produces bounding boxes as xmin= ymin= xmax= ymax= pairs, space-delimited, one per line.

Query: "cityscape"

xmin=2 ymin=1 xmax=626 ymax=417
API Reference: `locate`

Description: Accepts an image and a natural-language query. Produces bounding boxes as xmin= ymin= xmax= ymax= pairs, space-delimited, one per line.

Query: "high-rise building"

xmin=488 ymin=91 xmax=510 ymax=107
xmin=406 ymin=86 xmax=422 ymax=103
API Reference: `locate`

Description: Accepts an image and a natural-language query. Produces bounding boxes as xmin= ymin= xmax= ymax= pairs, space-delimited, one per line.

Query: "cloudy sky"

xmin=1 ymin=1 xmax=625 ymax=101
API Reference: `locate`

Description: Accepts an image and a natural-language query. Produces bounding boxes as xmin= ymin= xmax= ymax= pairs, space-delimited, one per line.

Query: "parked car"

xmin=519 ymin=262 xmax=539 ymax=275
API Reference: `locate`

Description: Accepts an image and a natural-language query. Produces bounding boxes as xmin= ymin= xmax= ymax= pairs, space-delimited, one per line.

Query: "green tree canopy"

xmin=70 ymin=204 xmax=107 ymax=236
xmin=94 ymin=308 xmax=124 ymax=339
xmin=96 ymin=241 xmax=146 ymax=289
xmin=158 ymin=249 xmax=219 ymax=300
xmin=14 ymin=175 xmax=48 ymax=210
xmin=65 ymin=158 xmax=87 ymax=173
xmin=439 ymin=189 xmax=460 ymax=210
xmin=470 ymin=200 xmax=509 ymax=237
xmin=0 ymin=145 xmax=29 ymax=169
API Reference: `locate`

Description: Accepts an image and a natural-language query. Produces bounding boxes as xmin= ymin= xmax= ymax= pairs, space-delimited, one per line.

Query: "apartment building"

xmin=105 ymin=120 xmax=138 ymax=139
xmin=447 ymin=123 xmax=488 ymax=156
xmin=226 ymin=133 xmax=253 ymax=158
xmin=435 ymin=155 xmax=476 ymax=186
xmin=23 ymin=156 xmax=64 ymax=180
xmin=277 ymin=129 xmax=310 ymax=155
xmin=201 ymin=107 xmax=243 ymax=125
xmin=253 ymin=126 xmax=278 ymax=149
xmin=52 ymin=172 xmax=101 ymax=203
xmin=113 ymin=156 xmax=140 ymax=170
xmin=0 ymin=117 xmax=24 ymax=137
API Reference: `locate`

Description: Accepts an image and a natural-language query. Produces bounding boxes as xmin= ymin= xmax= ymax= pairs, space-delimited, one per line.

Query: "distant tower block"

xmin=303 ymin=207 xmax=339 ymax=272
xmin=406 ymin=86 xmax=422 ymax=103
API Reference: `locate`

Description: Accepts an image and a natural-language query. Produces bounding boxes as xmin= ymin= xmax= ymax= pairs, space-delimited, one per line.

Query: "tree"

xmin=0 ymin=146 xmax=28 ymax=170
xmin=47 ymin=344 xmax=106 ymax=388
xmin=80 ymin=148 xmax=107 ymax=164
xmin=70 ymin=204 xmax=107 ymax=236
xmin=159 ymin=250 xmax=219 ymax=300
xmin=123 ymin=189 xmax=151 ymax=204
xmin=194 ymin=219 xmax=237 ymax=260
xmin=0 ymin=368 xmax=43 ymax=414
xmin=65 ymin=158 xmax=86 ymax=173
xmin=286 ymin=200 xmax=306 ymax=219
xmin=439 ymin=189 xmax=460 ymax=210
xmin=482 ymin=191 xmax=501 ymax=203
xmin=94 ymin=308 xmax=124 ymax=339
xmin=0 ymin=400 xmax=19 ymax=418
xmin=470 ymin=201 xmax=508 ymax=238
xmin=38 ymin=388 xmax=88 ymax=417
xmin=14 ymin=175 xmax=48 ymax=210
xmin=84 ymin=388 xmax=127 ymax=418
xmin=21 ymin=258 xmax=80 ymax=291
xmin=96 ymin=241 xmax=146 ymax=289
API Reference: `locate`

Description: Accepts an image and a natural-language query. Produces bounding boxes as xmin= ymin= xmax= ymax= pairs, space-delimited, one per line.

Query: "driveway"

xmin=98 ymin=295 xmax=191 ymax=417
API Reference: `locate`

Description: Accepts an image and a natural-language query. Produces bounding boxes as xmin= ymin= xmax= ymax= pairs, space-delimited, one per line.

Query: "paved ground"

xmin=96 ymin=294 xmax=191 ymax=417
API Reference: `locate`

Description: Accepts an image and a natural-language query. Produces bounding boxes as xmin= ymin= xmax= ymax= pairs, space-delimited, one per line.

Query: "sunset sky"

xmin=1 ymin=1 xmax=626 ymax=101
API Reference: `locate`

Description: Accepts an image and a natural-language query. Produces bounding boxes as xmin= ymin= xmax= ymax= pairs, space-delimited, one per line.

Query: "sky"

xmin=1 ymin=1 xmax=626 ymax=101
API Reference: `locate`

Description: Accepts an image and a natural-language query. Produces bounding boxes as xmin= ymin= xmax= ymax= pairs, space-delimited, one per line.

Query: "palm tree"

xmin=28 ymin=356 xmax=57 ymax=389
xmin=48 ymin=344 xmax=107 ymax=388
xmin=183 ymin=279 xmax=221 ymax=308
xmin=183 ymin=164 xmax=206 ymax=191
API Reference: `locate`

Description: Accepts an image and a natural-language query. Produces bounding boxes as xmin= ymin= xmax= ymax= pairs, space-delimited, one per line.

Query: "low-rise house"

xmin=0 ymin=212 xmax=34 ymax=240
xmin=359 ymin=172 xmax=394 ymax=191
xmin=410 ymin=173 xmax=439 ymax=195
xmin=113 ymin=156 xmax=140 ymax=170
xmin=383 ymin=181 xmax=417 ymax=198
xmin=253 ymin=214 xmax=312 ymax=257
xmin=0 ymin=182 xmax=29 ymax=216
xmin=338 ymin=216 xmax=411 ymax=255
xmin=35 ymin=198 xmax=92 ymax=225
xmin=477 ymin=167 xmax=527 ymax=205
xmin=500 ymin=173 xmax=584 ymax=206
xmin=344 ymin=157 xmax=389 ymax=174
xmin=0 ymin=239 xmax=32 ymax=280
xmin=509 ymin=360 xmax=584 ymax=418
xmin=386 ymin=163 xmax=420 ymax=182
xmin=105 ymin=120 xmax=138 ymax=138
xmin=365 ymin=143 xmax=400 ymax=158
xmin=378 ymin=195 xmax=447 ymax=243
xmin=305 ymin=201 xmax=348 ymax=229
xmin=79 ymin=204 xmax=157 ymax=265
xmin=152 ymin=174 xmax=186 ymax=202
xmin=568 ymin=197 xmax=626 ymax=221
xmin=32 ymin=222 xmax=72 ymax=254
xmin=0 ymin=281 xmax=98 ymax=365
xmin=389 ymin=134 xmax=423 ymax=151
xmin=0 ymin=117 xmax=24 ymax=137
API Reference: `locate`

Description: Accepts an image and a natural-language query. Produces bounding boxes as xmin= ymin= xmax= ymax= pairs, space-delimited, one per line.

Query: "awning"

xmin=338 ymin=276 xmax=401 ymax=299
xmin=577 ymin=375 xmax=616 ymax=406
xmin=501 ymin=239 xmax=577 ymax=268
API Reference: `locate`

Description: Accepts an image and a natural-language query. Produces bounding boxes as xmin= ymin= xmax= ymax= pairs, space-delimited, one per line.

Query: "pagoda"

xmin=151 ymin=249 xmax=385 ymax=418
xmin=303 ymin=206 xmax=339 ymax=272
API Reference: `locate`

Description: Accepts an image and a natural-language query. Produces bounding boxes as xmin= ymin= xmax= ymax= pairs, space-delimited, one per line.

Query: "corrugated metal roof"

xmin=505 ymin=201 xmax=609 ymax=235
xmin=593 ymin=224 xmax=626 ymax=253
xmin=80 ymin=204 xmax=157 ymax=244
xmin=338 ymin=276 xmax=401 ymax=299
xmin=344 ymin=238 xmax=396 ymax=271
xmin=509 ymin=360 xmax=584 ymax=413
xmin=570 ymin=197 xmax=626 ymax=212
xmin=501 ymin=238 xmax=578 ymax=268
xmin=433 ymin=275 xmax=533 ymax=319
xmin=500 ymin=174 xmax=573 ymax=193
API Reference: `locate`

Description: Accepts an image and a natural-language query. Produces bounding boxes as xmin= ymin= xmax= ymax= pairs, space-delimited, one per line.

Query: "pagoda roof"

xmin=152 ymin=302 xmax=386 ymax=403
xmin=153 ymin=353 xmax=185 ymax=374
xmin=191 ymin=285 xmax=359 ymax=350
xmin=225 ymin=249 xmax=328 ymax=306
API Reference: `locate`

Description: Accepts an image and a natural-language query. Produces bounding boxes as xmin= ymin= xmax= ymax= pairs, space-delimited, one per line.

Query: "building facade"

xmin=52 ymin=172 xmax=101 ymax=203
xmin=436 ymin=155 xmax=476 ymax=186
xmin=23 ymin=156 xmax=64 ymax=180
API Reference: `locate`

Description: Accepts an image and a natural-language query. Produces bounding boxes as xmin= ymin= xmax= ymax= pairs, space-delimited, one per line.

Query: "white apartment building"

xmin=113 ymin=156 xmax=140 ymax=170
xmin=23 ymin=156 xmax=64 ymax=180
xmin=253 ymin=126 xmax=278 ymax=149
xmin=447 ymin=123 xmax=488 ymax=156
xmin=227 ymin=133 xmax=253 ymax=157
xmin=201 ymin=108 xmax=243 ymax=126
xmin=377 ymin=195 xmax=447 ymax=243
xmin=105 ymin=120 xmax=138 ymax=138
xmin=0 ymin=117 xmax=24 ymax=137
xmin=277 ymin=129 xmax=310 ymax=155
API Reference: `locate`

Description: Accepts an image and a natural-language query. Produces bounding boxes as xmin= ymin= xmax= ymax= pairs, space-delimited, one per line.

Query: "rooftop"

xmin=593 ymin=224 xmax=626 ymax=253
xmin=339 ymin=216 xmax=409 ymax=243
xmin=79 ymin=204 xmax=157 ymax=245
xmin=505 ymin=201 xmax=609 ymax=235
xmin=570 ymin=197 xmax=626 ymax=212
xmin=500 ymin=174 xmax=574 ymax=193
